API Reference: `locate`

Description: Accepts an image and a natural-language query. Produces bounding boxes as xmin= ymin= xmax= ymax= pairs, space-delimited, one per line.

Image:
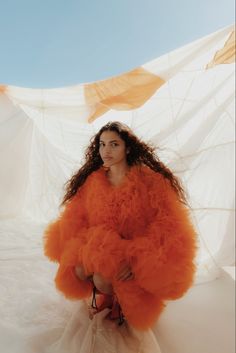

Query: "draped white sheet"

xmin=0 ymin=24 xmax=235 ymax=353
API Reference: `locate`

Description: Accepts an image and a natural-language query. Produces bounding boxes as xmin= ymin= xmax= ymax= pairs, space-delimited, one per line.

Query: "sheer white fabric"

xmin=0 ymin=25 xmax=235 ymax=352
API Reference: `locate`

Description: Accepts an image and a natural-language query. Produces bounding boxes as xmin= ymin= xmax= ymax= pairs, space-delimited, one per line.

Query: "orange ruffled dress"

xmin=43 ymin=164 xmax=198 ymax=330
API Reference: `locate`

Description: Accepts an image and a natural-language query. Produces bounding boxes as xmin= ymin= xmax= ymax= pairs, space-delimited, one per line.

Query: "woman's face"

xmin=99 ymin=130 xmax=128 ymax=168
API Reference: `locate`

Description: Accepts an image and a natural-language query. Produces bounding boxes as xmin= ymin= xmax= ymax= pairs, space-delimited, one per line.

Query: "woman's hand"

xmin=116 ymin=262 xmax=134 ymax=281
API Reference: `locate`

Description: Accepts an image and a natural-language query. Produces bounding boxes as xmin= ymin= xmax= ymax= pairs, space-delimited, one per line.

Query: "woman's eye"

xmin=99 ymin=142 xmax=118 ymax=147
xmin=99 ymin=142 xmax=119 ymax=147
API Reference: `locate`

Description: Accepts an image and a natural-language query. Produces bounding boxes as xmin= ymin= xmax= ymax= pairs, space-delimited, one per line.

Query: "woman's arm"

xmin=43 ymin=188 xmax=88 ymax=263
xmin=43 ymin=187 xmax=94 ymax=299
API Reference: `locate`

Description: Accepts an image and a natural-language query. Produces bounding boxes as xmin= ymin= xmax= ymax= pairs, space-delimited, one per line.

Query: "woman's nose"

xmin=103 ymin=145 xmax=111 ymax=154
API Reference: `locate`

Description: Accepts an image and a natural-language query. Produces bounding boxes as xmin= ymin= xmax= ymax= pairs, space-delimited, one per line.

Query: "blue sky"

xmin=0 ymin=0 xmax=234 ymax=88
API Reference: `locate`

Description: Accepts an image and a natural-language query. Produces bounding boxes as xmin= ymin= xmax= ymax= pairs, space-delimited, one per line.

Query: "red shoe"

xmin=105 ymin=296 xmax=125 ymax=325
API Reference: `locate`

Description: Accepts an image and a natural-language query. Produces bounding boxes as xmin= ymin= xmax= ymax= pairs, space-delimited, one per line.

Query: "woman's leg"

xmin=92 ymin=274 xmax=124 ymax=324
xmin=75 ymin=266 xmax=116 ymax=319
xmin=81 ymin=272 xmax=124 ymax=323
xmin=75 ymin=266 xmax=113 ymax=294
xmin=74 ymin=266 xmax=113 ymax=294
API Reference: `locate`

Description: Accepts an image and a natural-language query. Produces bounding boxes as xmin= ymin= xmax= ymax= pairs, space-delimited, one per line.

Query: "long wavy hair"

xmin=61 ymin=121 xmax=188 ymax=206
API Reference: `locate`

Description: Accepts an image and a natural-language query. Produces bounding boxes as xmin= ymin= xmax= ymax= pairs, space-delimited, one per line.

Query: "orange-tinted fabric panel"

xmin=0 ymin=85 xmax=6 ymax=94
xmin=84 ymin=67 xmax=165 ymax=122
xmin=206 ymin=30 xmax=235 ymax=69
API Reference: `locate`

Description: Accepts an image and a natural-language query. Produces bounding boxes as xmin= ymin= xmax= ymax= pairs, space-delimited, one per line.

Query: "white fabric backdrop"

xmin=0 ymin=25 xmax=235 ymax=353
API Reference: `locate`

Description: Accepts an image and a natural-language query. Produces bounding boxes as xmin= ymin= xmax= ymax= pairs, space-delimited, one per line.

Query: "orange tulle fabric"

xmin=43 ymin=164 xmax=198 ymax=330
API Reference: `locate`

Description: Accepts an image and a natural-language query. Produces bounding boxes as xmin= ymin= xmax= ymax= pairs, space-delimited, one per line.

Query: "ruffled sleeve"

xmin=79 ymin=224 xmax=126 ymax=281
xmin=43 ymin=187 xmax=88 ymax=263
xmin=43 ymin=186 xmax=93 ymax=299
xmin=125 ymin=171 xmax=198 ymax=300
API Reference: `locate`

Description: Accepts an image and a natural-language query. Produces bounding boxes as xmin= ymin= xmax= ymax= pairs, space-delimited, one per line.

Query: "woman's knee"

xmin=75 ymin=265 xmax=87 ymax=281
xmin=93 ymin=273 xmax=113 ymax=294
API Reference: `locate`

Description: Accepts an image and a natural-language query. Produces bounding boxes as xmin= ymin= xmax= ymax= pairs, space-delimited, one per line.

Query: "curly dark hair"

xmin=61 ymin=121 xmax=188 ymax=206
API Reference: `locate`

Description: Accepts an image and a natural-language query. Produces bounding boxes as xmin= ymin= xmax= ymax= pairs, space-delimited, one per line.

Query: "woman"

xmin=43 ymin=121 xmax=198 ymax=330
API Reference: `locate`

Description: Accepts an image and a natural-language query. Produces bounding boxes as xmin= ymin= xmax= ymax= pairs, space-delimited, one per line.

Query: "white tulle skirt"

xmin=29 ymin=300 xmax=162 ymax=353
